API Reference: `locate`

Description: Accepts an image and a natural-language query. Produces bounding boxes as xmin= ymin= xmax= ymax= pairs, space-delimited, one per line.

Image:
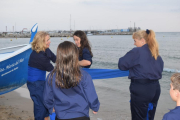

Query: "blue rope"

xmin=50 ymin=113 xmax=56 ymax=120
xmin=82 ymin=68 xmax=129 ymax=80
xmin=129 ymin=100 xmax=153 ymax=120
xmin=147 ymin=103 xmax=153 ymax=120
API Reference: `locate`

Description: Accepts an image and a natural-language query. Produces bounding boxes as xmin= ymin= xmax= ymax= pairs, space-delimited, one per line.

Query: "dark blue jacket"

xmin=28 ymin=48 xmax=56 ymax=82
xmin=43 ymin=69 xmax=100 ymax=119
xmin=162 ymin=106 xmax=180 ymax=120
xmin=28 ymin=48 xmax=56 ymax=71
xmin=118 ymin=44 xmax=164 ymax=80
xmin=79 ymin=48 xmax=92 ymax=68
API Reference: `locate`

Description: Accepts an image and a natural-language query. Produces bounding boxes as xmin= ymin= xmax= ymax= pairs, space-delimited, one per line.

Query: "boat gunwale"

xmin=0 ymin=44 xmax=31 ymax=62
xmin=0 ymin=44 xmax=28 ymax=51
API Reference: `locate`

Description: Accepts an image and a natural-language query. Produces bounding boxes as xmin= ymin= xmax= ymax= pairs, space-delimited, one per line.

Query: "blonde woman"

xmin=118 ymin=29 xmax=164 ymax=120
xmin=27 ymin=31 xmax=56 ymax=120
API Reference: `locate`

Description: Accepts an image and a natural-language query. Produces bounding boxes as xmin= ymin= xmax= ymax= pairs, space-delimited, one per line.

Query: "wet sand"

xmin=0 ymin=77 xmax=177 ymax=120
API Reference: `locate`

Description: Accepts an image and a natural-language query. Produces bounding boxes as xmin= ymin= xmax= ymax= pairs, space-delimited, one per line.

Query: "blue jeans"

xmin=130 ymin=79 xmax=161 ymax=120
xmin=27 ymin=81 xmax=49 ymax=120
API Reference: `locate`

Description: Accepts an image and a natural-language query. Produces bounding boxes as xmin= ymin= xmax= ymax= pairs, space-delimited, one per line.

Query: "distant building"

xmin=111 ymin=29 xmax=121 ymax=33
xmin=121 ymin=29 xmax=129 ymax=32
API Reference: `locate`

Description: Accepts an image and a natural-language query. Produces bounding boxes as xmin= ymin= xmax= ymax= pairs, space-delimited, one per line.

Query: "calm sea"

xmin=1 ymin=32 xmax=180 ymax=77
xmin=1 ymin=32 xmax=180 ymax=87
xmin=1 ymin=32 xmax=180 ymax=76
xmin=1 ymin=32 xmax=180 ymax=119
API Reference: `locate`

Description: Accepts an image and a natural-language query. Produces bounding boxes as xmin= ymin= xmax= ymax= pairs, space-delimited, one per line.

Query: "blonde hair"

xmin=132 ymin=30 xmax=159 ymax=60
xmin=171 ymin=73 xmax=180 ymax=92
xmin=31 ymin=31 xmax=49 ymax=53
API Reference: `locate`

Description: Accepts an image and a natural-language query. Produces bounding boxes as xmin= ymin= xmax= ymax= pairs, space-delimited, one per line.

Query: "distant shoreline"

xmin=0 ymin=32 xmax=133 ymax=38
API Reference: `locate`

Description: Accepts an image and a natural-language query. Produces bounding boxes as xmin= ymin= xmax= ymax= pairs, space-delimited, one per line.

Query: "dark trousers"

xmin=130 ymin=79 xmax=161 ymax=120
xmin=55 ymin=116 xmax=90 ymax=120
xmin=27 ymin=81 xmax=49 ymax=120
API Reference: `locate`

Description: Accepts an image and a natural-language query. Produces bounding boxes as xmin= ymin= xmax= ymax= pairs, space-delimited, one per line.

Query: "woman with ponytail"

xmin=118 ymin=29 xmax=164 ymax=120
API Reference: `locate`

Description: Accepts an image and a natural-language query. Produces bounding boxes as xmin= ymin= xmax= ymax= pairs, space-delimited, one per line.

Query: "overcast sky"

xmin=0 ymin=0 xmax=180 ymax=32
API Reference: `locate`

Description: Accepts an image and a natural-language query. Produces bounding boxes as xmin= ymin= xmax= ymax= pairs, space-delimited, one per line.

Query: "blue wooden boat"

xmin=0 ymin=24 xmax=38 ymax=95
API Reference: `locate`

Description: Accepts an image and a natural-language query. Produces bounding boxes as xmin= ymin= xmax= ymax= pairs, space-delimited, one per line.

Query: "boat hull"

xmin=0 ymin=46 xmax=32 ymax=95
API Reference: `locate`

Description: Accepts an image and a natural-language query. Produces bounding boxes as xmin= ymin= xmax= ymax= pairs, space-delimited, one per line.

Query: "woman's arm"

xmin=79 ymin=60 xmax=91 ymax=66
xmin=41 ymin=58 xmax=54 ymax=72
xmin=45 ymin=48 xmax=56 ymax=63
xmin=118 ymin=49 xmax=138 ymax=70
xmin=40 ymin=48 xmax=56 ymax=71
xmin=43 ymin=75 xmax=54 ymax=114
xmin=79 ymin=48 xmax=92 ymax=67
xmin=82 ymin=73 xmax=100 ymax=112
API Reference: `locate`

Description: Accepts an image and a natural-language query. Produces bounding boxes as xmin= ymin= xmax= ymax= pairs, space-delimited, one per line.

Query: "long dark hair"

xmin=49 ymin=41 xmax=81 ymax=89
xmin=73 ymin=30 xmax=93 ymax=57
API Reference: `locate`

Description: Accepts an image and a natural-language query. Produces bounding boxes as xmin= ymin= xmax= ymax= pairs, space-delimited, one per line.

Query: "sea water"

xmin=1 ymin=32 xmax=179 ymax=71
xmin=0 ymin=32 xmax=180 ymax=119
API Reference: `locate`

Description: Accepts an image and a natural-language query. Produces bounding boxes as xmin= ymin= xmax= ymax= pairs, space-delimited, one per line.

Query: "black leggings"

xmin=55 ymin=116 xmax=90 ymax=120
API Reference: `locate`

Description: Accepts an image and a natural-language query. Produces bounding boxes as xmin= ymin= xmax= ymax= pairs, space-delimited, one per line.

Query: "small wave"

xmin=97 ymin=118 xmax=102 ymax=120
xmin=92 ymin=60 xmax=118 ymax=69
xmin=168 ymin=56 xmax=180 ymax=60
xmin=163 ymin=68 xmax=180 ymax=73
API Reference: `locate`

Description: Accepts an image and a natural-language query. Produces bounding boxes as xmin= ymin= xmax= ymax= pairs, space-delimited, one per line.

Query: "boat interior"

xmin=0 ymin=44 xmax=28 ymax=58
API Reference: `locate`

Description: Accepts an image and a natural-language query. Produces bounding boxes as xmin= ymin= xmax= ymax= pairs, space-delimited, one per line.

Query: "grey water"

xmin=1 ymin=32 xmax=179 ymax=80
xmin=0 ymin=32 xmax=180 ymax=119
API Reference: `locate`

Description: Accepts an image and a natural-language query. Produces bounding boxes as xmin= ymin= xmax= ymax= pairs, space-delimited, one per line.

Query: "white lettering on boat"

xmin=0 ymin=68 xmax=5 ymax=72
xmin=1 ymin=67 xmax=19 ymax=77
xmin=0 ymin=58 xmax=24 ymax=73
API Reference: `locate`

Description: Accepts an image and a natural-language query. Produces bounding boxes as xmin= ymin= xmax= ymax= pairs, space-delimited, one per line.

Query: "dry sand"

xmin=0 ymin=78 xmax=177 ymax=120
xmin=0 ymin=88 xmax=33 ymax=120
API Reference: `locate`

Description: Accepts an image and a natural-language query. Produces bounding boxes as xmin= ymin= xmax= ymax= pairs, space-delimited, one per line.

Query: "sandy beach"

xmin=0 ymin=77 xmax=177 ymax=120
xmin=0 ymin=87 xmax=34 ymax=120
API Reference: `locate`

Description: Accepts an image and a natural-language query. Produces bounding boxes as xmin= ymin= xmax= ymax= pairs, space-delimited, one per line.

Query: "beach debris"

xmin=19 ymin=117 xmax=22 ymax=120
